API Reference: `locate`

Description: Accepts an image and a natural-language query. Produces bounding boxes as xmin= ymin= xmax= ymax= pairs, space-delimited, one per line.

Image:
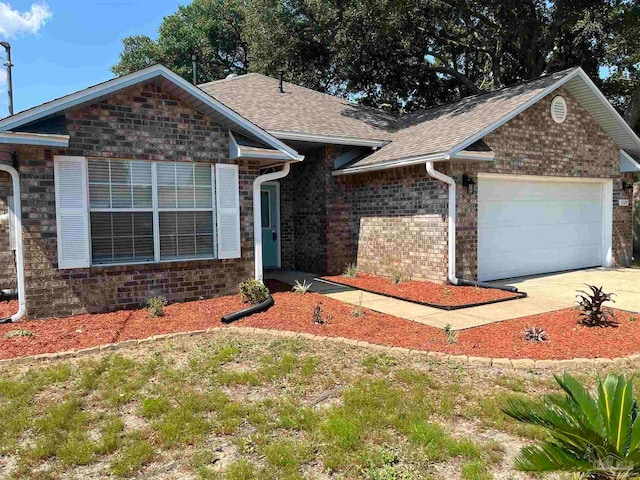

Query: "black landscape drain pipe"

xmin=221 ymin=295 xmax=275 ymax=324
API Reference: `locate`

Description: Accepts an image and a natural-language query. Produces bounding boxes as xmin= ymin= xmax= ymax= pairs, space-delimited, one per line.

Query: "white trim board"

xmin=0 ymin=132 xmax=69 ymax=147
xmin=269 ymin=130 xmax=389 ymax=148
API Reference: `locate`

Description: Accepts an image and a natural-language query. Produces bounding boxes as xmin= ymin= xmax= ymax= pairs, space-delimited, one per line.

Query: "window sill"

xmin=89 ymin=257 xmax=219 ymax=269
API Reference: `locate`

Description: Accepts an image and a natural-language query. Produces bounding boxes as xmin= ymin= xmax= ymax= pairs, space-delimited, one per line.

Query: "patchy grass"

xmin=0 ymin=329 xmax=617 ymax=479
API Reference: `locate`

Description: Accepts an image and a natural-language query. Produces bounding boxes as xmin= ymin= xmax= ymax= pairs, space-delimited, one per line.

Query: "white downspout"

xmin=252 ymin=162 xmax=292 ymax=281
xmin=0 ymin=163 xmax=25 ymax=321
xmin=425 ymin=161 xmax=459 ymax=286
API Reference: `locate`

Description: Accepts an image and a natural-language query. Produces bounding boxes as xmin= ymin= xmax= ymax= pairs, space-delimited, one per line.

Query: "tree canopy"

xmin=112 ymin=0 xmax=640 ymax=130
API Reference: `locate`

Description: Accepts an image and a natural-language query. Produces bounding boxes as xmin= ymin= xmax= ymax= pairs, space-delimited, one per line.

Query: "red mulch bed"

xmin=239 ymin=292 xmax=638 ymax=360
xmin=321 ymin=273 xmax=519 ymax=307
xmin=0 ymin=296 xmax=245 ymax=360
xmin=0 ymin=300 xmax=17 ymax=319
xmin=0 ymin=289 xmax=636 ymax=361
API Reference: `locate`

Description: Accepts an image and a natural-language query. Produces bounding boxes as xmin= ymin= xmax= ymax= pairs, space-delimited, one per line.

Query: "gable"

xmin=0 ymin=64 xmax=302 ymax=161
xmin=62 ymin=81 xmax=229 ymax=162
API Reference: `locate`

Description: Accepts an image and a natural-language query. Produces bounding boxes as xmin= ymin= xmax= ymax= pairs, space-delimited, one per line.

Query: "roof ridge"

xmin=198 ymin=72 xmax=261 ymax=87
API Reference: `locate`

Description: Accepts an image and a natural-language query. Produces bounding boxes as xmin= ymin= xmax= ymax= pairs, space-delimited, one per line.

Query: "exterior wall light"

xmin=462 ymin=174 xmax=476 ymax=195
xmin=622 ymin=180 xmax=634 ymax=192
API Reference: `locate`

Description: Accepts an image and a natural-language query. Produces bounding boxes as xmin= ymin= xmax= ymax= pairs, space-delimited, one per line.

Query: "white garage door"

xmin=478 ymin=175 xmax=612 ymax=281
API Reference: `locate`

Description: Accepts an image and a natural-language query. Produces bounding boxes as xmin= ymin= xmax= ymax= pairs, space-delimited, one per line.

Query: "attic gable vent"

xmin=550 ymin=96 xmax=567 ymax=123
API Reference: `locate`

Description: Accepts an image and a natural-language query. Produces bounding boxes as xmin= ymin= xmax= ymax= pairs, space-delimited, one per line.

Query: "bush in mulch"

xmin=322 ymin=273 xmax=518 ymax=307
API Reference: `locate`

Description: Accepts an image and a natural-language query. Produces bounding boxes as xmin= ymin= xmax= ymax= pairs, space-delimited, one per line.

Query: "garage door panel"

xmin=477 ymin=176 xmax=605 ymax=281
xmin=479 ymin=179 xmax=603 ymax=202
xmin=479 ymin=200 xmax=603 ymax=226
xmin=480 ymin=222 xmax=602 ymax=255
xmin=479 ymin=244 xmax=602 ymax=281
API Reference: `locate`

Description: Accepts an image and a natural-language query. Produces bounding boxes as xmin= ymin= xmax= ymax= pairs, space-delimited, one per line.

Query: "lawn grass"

xmin=0 ymin=330 xmax=625 ymax=479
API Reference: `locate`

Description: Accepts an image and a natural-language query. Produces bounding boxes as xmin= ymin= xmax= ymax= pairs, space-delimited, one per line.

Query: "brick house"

xmin=0 ymin=65 xmax=638 ymax=320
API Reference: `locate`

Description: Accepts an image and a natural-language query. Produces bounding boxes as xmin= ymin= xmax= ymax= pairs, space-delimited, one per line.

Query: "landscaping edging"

xmin=1 ymin=325 xmax=637 ymax=371
xmin=318 ymin=277 xmax=527 ymax=310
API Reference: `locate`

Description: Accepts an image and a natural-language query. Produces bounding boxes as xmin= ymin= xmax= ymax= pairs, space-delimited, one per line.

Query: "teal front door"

xmin=261 ymin=184 xmax=279 ymax=268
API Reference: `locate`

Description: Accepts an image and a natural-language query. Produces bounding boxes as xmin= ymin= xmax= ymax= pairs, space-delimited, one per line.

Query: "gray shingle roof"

xmin=202 ymin=67 xmax=640 ymax=172
xmin=347 ymin=69 xmax=577 ymax=169
xmin=200 ymin=73 xmax=396 ymax=142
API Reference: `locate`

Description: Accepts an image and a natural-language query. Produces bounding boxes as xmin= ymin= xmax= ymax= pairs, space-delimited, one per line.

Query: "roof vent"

xmin=550 ymin=95 xmax=567 ymax=123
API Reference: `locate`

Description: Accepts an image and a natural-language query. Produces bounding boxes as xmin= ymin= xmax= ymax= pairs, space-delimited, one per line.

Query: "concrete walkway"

xmin=265 ymin=270 xmax=548 ymax=330
xmin=265 ymin=268 xmax=640 ymax=330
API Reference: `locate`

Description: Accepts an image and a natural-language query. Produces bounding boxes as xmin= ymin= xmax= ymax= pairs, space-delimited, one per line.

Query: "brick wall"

xmin=330 ymin=164 xmax=449 ymax=282
xmin=16 ymin=81 xmax=257 ymax=319
xmin=280 ymin=147 xmax=329 ymax=273
xmin=447 ymin=86 xmax=631 ymax=278
xmin=280 ymin=146 xmax=449 ymax=282
xmin=0 ymin=169 xmax=15 ymax=289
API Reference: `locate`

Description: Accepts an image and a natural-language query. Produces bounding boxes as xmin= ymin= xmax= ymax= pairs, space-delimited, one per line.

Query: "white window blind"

xmin=88 ymin=159 xmax=154 ymax=265
xmin=156 ymin=163 xmax=215 ymax=260
xmin=85 ymin=159 xmax=219 ymax=266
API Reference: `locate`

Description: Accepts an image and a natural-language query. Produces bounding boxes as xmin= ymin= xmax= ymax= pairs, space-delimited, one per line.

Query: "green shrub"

xmin=503 ymin=373 xmax=640 ymax=477
xmin=4 ymin=329 xmax=33 ymax=339
xmin=292 ymin=279 xmax=312 ymax=294
xmin=343 ymin=263 xmax=358 ymax=278
xmin=239 ymin=278 xmax=270 ymax=305
xmin=146 ymin=295 xmax=168 ymax=318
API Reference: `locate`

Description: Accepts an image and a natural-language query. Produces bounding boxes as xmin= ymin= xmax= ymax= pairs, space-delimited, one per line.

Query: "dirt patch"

xmin=322 ymin=273 xmax=519 ymax=308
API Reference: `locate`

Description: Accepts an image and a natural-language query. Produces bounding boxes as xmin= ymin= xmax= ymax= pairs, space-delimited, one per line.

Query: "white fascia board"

xmin=448 ymin=68 xmax=582 ymax=156
xmin=269 ymin=130 xmax=390 ymax=148
xmin=621 ymin=149 xmax=640 ymax=173
xmin=229 ymin=130 xmax=295 ymax=161
xmin=450 ymin=150 xmax=495 ymax=161
xmin=332 ymin=152 xmax=448 ymax=176
xmin=0 ymin=132 xmax=69 ymax=147
xmin=574 ymin=70 xmax=640 ymax=151
xmin=0 ymin=64 xmax=303 ymax=161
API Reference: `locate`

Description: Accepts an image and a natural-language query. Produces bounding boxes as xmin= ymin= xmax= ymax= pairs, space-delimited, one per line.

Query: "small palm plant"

xmin=503 ymin=373 xmax=640 ymax=479
xmin=576 ymin=284 xmax=616 ymax=327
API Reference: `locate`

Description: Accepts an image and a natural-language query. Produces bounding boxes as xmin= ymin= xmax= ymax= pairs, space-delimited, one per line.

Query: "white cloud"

xmin=0 ymin=2 xmax=51 ymax=39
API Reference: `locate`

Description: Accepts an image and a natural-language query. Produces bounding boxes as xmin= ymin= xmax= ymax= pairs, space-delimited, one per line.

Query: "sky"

xmin=0 ymin=0 xmax=184 ymax=115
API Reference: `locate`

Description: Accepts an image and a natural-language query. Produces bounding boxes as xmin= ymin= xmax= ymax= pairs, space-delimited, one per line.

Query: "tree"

xmin=112 ymin=0 xmax=248 ymax=83
xmin=112 ymin=0 xmax=640 ymax=123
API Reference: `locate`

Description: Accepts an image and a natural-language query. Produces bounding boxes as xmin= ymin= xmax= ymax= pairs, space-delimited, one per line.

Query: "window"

xmin=157 ymin=163 xmax=215 ymax=261
xmin=87 ymin=159 xmax=215 ymax=266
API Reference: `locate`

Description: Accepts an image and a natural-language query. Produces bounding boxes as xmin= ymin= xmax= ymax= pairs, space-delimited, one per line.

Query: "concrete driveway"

xmin=491 ymin=267 xmax=640 ymax=314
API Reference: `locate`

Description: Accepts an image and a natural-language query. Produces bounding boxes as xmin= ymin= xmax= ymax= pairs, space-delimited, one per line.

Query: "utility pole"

xmin=0 ymin=42 xmax=13 ymax=116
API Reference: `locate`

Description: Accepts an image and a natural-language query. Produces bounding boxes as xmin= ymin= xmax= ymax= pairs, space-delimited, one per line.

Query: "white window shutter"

xmin=54 ymin=156 xmax=91 ymax=269
xmin=215 ymin=163 xmax=241 ymax=259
